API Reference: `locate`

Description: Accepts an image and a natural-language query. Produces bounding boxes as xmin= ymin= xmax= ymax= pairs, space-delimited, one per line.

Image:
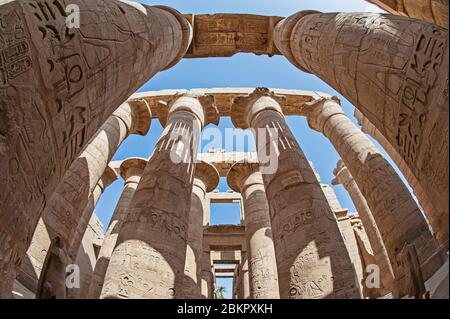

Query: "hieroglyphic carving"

xmin=304 ymin=98 xmax=444 ymax=290
xmin=231 ymin=89 xmax=360 ymax=299
xmin=0 ymin=0 xmax=191 ymax=297
xmin=274 ymin=12 xmax=449 ymax=241
xmin=367 ymin=0 xmax=448 ymax=28
xmin=185 ymin=14 xmax=283 ymax=58
xmin=101 ymin=95 xmax=218 ymax=299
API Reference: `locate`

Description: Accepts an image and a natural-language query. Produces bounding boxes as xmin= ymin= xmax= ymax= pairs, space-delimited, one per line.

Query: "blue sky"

xmin=94 ymin=0 xmax=408 ymax=298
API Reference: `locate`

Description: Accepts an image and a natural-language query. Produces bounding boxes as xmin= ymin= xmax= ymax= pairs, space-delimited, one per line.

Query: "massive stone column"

xmin=332 ymin=160 xmax=395 ymax=294
xmin=354 ymin=109 xmax=448 ymax=246
xmin=273 ymin=12 xmax=449 ymax=242
xmin=231 ymin=88 xmax=360 ymax=299
xmin=100 ymin=95 xmax=219 ymax=299
xmin=41 ymin=101 xmax=150 ymax=259
xmin=87 ymin=157 xmax=146 ymax=298
xmin=182 ymin=161 xmax=219 ymax=299
xmin=228 ymin=162 xmax=280 ymax=299
xmin=0 ymin=0 xmax=191 ymax=297
xmin=367 ymin=0 xmax=448 ymax=28
xmin=303 ymin=98 xmax=445 ymax=289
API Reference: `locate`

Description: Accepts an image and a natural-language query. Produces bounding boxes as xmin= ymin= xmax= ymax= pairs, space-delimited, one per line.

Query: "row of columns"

xmin=24 ymin=87 xmax=446 ymax=299
xmin=0 ymin=3 xmax=447 ymax=298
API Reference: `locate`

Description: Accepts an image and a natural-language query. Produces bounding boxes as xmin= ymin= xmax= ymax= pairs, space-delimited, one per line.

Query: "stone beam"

xmin=207 ymin=192 xmax=242 ymax=203
xmin=203 ymin=225 xmax=246 ymax=252
xmin=183 ymin=14 xmax=284 ymax=58
xmin=210 ymin=250 xmax=242 ymax=264
xmin=130 ymin=88 xmax=331 ymax=121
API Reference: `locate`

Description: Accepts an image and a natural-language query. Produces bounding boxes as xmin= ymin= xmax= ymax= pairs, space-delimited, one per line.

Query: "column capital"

xmin=227 ymin=161 xmax=262 ymax=193
xmin=119 ymin=157 xmax=147 ymax=184
xmin=231 ymin=87 xmax=285 ymax=129
xmin=194 ymin=161 xmax=220 ymax=192
xmin=273 ymin=10 xmax=321 ymax=73
xmin=302 ymin=96 xmax=344 ymax=133
xmin=160 ymin=94 xmax=219 ymax=127
xmin=331 ymin=159 xmax=353 ymax=189
xmin=128 ymin=99 xmax=152 ymax=136
xmin=97 ymin=165 xmax=119 ymax=192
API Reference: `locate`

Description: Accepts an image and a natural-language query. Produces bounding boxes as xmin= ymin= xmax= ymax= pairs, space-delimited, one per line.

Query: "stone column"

xmin=273 ymin=12 xmax=449 ymax=242
xmin=303 ymin=98 xmax=445 ymax=287
xmin=68 ymin=166 xmax=118 ymax=259
xmin=87 ymin=157 xmax=147 ymax=299
xmin=41 ymin=101 xmax=150 ymax=258
xmin=228 ymin=162 xmax=280 ymax=299
xmin=200 ymin=251 xmax=214 ymax=299
xmin=231 ymin=88 xmax=360 ymax=299
xmin=37 ymin=165 xmax=117 ymax=299
xmin=182 ymin=161 xmax=219 ymax=299
xmin=332 ymin=160 xmax=395 ymax=294
xmin=367 ymin=0 xmax=448 ymax=28
xmin=0 ymin=0 xmax=191 ymax=297
xmin=239 ymin=256 xmax=250 ymax=299
xmin=354 ymin=110 xmax=448 ymax=246
xmin=100 ymin=95 xmax=219 ymax=299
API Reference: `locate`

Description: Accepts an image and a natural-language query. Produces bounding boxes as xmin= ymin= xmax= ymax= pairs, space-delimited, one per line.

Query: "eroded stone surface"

xmin=304 ymin=98 xmax=444 ymax=291
xmin=101 ymin=95 xmax=219 ymax=299
xmin=228 ymin=162 xmax=280 ymax=299
xmin=274 ymin=12 xmax=449 ymax=247
xmin=87 ymin=157 xmax=147 ymax=299
xmin=182 ymin=161 xmax=219 ymax=299
xmin=231 ymin=88 xmax=361 ymax=299
xmin=0 ymin=0 xmax=191 ymax=297
xmin=368 ymin=0 xmax=448 ymax=28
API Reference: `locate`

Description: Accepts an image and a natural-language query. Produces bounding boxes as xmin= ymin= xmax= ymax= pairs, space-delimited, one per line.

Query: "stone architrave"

xmin=100 ymin=95 xmax=219 ymax=299
xmin=303 ymin=98 xmax=445 ymax=287
xmin=354 ymin=109 xmax=448 ymax=246
xmin=273 ymin=12 xmax=449 ymax=243
xmin=87 ymin=157 xmax=147 ymax=298
xmin=332 ymin=160 xmax=395 ymax=293
xmin=228 ymin=162 xmax=280 ymax=299
xmin=182 ymin=161 xmax=219 ymax=299
xmin=231 ymin=88 xmax=361 ymax=299
xmin=367 ymin=0 xmax=448 ymax=28
xmin=0 ymin=0 xmax=191 ymax=297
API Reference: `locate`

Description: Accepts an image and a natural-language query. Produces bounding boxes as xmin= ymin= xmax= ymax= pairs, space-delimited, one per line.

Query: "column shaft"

xmin=200 ymin=251 xmax=214 ymax=299
xmin=101 ymin=95 xmax=218 ymax=298
xmin=355 ymin=110 xmax=448 ymax=245
xmin=305 ymin=99 xmax=444 ymax=287
xmin=182 ymin=162 xmax=219 ymax=299
xmin=274 ymin=12 xmax=449 ymax=244
xmin=228 ymin=163 xmax=279 ymax=299
xmin=41 ymin=102 xmax=149 ymax=260
xmin=0 ymin=0 xmax=190 ymax=296
xmin=368 ymin=0 xmax=448 ymax=28
xmin=231 ymin=89 xmax=361 ymax=299
xmin=87 ymin=158 xmax=146 ymax=298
